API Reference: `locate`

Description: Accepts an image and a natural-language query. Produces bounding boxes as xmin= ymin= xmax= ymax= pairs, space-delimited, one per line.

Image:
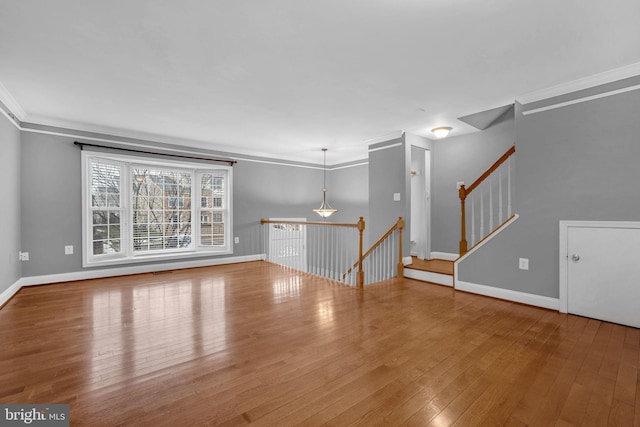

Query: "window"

xmin=82 ymin=151 xmax=232 ymax=266
xmin=199 ymin=173 xmax=227 ymax=246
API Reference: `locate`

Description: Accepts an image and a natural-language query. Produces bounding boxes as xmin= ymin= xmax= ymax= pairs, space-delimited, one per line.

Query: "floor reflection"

xmin=316 ymin=300 xmax=335 ymax=327
xmin=272 ymin=276 xmax=301 ymax=301
xmin=90 ymin=275 xmax=227 ymax=389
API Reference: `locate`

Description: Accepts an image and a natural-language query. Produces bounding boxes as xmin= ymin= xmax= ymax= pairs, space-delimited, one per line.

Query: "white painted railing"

xmin=343 ymin=217 xmax=404 ymax=286
xmin=261 ymin=218 xmax=365 ymax=286
xmin=261 ymin=217 xmax=404 ymax=287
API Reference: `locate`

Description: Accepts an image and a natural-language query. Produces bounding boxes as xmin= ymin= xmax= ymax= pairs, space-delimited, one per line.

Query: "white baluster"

xmin=384 ymin=239 xmax=389 ymax=280
xmin=498 ymin=167 xmax=503 ymax=224
xmin=471 ymin=193 xmax=476 ymax=246
xmin=489 ymin=177 xmax=493 ymax=232
xmin=480 ymin=188 xmax=485 ymax=239
xmin=335 ymin=227 xmax=340 ymax=280
xmin=312 ymin=226 xmax=317 ymax=275
xmin=507 ymin=157 xmax=512 ymax=217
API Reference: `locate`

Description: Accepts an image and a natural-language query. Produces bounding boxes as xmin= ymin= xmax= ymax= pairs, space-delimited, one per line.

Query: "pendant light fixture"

xmin=313 ymin=148 xmax=337 ymax=218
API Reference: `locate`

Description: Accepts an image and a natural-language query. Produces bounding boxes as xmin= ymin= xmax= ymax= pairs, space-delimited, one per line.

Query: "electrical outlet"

xmin=19 ymin=251 xmax=29 ymax=261
xmin=393 ymin=193 xmax=401 ymax=201
xmin=234 ymin=237 xmax=240 ymax=244
xmin=65 ymin=245 xmax=74 ymax=255
xmin=519 ymin=258 xmax=529 ymax=270
xmin=456 ymin=181 xmax=465 ymax=189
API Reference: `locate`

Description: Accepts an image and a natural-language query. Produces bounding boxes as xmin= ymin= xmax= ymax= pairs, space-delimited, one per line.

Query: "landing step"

xmin=404 ymin=257 xmax=455 ymax=287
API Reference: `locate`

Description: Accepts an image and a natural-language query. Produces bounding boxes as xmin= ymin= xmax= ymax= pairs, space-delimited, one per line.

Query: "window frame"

xmin=82 ymin=151 xmax=233 ymax=267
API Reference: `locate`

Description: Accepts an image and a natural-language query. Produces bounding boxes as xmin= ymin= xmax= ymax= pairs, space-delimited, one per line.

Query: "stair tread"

xmin=406 ymin=257 xmax=454 ymax=276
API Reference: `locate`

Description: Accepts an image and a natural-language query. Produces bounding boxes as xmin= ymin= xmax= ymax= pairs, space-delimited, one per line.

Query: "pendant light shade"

xmin=313 ymin=148 xmax=337 ymax=218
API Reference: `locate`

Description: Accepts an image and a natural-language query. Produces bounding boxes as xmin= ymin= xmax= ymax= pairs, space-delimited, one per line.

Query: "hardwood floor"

xmin=1 ymin=260 xmax=638 ymax=426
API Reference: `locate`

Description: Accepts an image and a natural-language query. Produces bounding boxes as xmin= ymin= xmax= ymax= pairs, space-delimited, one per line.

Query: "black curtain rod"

xmin=74 ymin=141 xmax=237 ymax=166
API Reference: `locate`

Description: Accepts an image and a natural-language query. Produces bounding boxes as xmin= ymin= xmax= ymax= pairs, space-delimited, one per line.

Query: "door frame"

xmin=410 ymin=146 xmax=431 ymax=259
xmin=559 ymin=220 xmax=640 ymax=314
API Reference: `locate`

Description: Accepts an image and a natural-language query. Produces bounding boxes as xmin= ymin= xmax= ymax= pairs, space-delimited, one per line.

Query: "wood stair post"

xmin=397 ymin=217 xmax=404 ymax=278
xmin=357 ymin=216 xmax=365 ymax=289
xmin=459 ymin=184 xmax=468 ymax=256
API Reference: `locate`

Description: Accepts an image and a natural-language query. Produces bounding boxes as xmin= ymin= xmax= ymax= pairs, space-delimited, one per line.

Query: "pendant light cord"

xmin=323 ymin=148 xmax=327 ymax=190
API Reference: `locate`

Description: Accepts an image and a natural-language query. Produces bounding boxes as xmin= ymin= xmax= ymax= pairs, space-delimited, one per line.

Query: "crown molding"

xmin=516 ymin=61 xmax=640 ymax=105
xmin=364 ymin=130 xmax=405 ymax=146
xmin=0 ymin=81 xmax=26 ymax=121
xmin=521 ymin=83 xmax=640 ymax=116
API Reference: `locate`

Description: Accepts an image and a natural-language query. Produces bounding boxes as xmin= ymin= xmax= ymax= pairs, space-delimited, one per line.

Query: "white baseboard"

xmin=430 ymin=252 xmax=459 ymax=261
xmin=19 ymin=254 xmax=265 ymax=287
xmin=404 ymin=269 xmax=453 ymax=287
xmin=0 ymin=278 xmax=23 ymax=308
xmin=455 ymin=280 xmax=559 ymax=311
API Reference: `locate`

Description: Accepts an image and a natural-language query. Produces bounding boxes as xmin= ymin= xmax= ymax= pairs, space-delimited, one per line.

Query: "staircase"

xmin=404 ymin=145 xmax=516 ymax=287
xmin=404 ymin=257 xmax=454 ymax=286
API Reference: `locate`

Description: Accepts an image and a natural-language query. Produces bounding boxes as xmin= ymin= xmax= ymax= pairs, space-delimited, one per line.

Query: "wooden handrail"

xmin=260 ymin=218 xmax=359 ymax=228
xmin=459 ymin=145 xmax=515 ymax=255
xmin=460 ymin=145 xmax=515 ymax=200
xmin=343 ymin=217 xmax=404 ymax=286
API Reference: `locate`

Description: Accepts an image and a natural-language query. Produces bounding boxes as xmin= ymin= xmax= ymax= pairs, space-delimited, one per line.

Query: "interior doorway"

xmin=410 ymin=146 xmax=431 ymax=260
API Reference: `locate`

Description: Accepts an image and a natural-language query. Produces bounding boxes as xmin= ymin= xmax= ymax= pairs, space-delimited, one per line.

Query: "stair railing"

xmin=261 ymin=217 xmax=365 ymax=287
xmin=343 ymin=217 xmax=404 ymax=287
xmin=459 ymin=145 xmax=515 ymax=256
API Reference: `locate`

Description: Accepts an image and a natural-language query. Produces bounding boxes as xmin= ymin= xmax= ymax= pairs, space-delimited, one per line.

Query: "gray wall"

xmin=0 ymin=112 xmax=22 ymax=294
xmin=368 ymin=137 xmax=407 ymax=248
xmin=431 ymin=113 xmax=514 ymax=254
xmin=233 ymin=159 xmax=324 ymax=255
xmin=18 ymin=129 xmax=369 ymax=278
xmin=327 ymin=162 xmax=369 ymax=226
xmin=367 ymin=133 xmax=432 ymax=258
xmin=459 ymin=86 xmax=640 ymax=298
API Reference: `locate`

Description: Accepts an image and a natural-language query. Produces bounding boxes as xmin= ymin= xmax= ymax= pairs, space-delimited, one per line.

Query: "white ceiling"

xmin=1 ymin=0 xmax=640 ymax=164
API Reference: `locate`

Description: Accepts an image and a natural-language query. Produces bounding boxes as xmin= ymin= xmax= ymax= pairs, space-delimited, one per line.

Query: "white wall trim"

xmin=558 ymin=220 xmax=640 ymax=314
xmin=516 ymin=61 xmax=640 ymax=105
xmin=0 ymin=105 xmax=21 ymax=130
xmin=0 ymin=80 xmax=26 ymax=121
xmin=0 ymin=279 xmax=23 ymax=308
xmin=329 ymin=161 xmax=369 ymax=171
xmin=19 ymin=254 xmax=265 ymax=287
xmin=456 ymin=280 xmax=559 ymax=310
xmin=430 ymin=252 xmax=459 ymax=261
xmin=364 ymin=130 xmax=405 ymax=146
xmin=368 ymin=142 xmax=403 ymax=153
xmin=521 ymin=84 xmax=640 ymax=116
xmin=19 ymin=126 xmax=367 ymax=170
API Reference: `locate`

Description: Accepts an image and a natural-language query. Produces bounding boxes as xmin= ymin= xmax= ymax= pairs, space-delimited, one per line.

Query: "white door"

xmin=565 ymin=224 xmax=640 ymax=328
xmin=268 ymin=218 xmax=307 ymax=272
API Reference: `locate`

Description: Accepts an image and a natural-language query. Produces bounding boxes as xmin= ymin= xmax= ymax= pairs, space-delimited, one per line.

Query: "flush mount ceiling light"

xmin=431 ymin=126 xmax=452 ymax=138
xmin=313 ymin=148 xmax=337 ymax=218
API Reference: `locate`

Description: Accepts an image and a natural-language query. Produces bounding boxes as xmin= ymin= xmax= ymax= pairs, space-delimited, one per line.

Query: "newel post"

xmin=397 ymin=217 xmax=404 ymax=278
xmin=459 ymin=185 xmax=468 ymax=256
xmin=357 ymin=216 xmax=365 ymax=289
